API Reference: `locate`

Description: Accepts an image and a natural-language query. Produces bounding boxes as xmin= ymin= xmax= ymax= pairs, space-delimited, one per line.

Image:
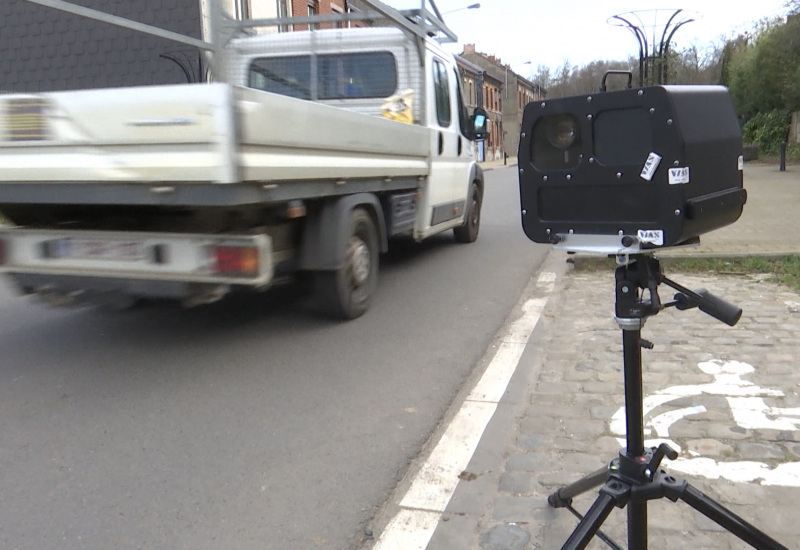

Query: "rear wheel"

xmin=453 ymin=182 xmax=482 ymax=243
xmin=315 ymin=207 xmax=379 ymax=319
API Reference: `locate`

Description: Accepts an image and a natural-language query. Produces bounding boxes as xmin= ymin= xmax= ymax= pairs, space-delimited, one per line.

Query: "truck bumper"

xmin=0 ymin=228 xmax=274 ymax=306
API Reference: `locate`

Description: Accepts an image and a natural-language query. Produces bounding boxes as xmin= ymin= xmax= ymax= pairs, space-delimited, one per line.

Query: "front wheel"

xmin=315 ymin=207 xmax=379 ymax=320
xmin=453 ymin=182 xmax=482 ymax=243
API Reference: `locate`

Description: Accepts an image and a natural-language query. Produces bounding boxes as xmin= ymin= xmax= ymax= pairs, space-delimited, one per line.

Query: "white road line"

xmin=372 ymin=509 xmax=441 ymax=550
xmin=468 ymin=297 xmax=547 ymax=403
xmin=399 ymin=400 xmax=497 ymax=512
xmin=372 ymin=272 xmax=554 ymax=550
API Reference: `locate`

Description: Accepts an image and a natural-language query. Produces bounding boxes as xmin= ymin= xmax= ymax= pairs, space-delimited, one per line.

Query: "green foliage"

xmin=724 ymin=15 xmax=800 ymax=118
xmin=786 ymin=142 xmax=800 ymax=159
xmin=742 ymin=109 xmax=792 ymax=153
xmin=534 ymin=41 xmax=725 ymax=100
xmin=659 ymin=256 xmax=800 ymax=292
xmin=533 ymin=10 xmax=800 ymax=153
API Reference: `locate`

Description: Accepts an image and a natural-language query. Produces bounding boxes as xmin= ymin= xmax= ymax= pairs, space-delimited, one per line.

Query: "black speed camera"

xmin=518 ymin=84 xmax=746 ymax=253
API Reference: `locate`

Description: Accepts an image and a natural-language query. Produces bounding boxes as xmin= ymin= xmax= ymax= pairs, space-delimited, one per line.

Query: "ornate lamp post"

xmin=608 ymin=9 xmax=698 ymax=86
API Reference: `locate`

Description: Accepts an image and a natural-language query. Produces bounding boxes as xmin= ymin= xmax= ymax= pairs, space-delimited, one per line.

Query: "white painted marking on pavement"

xmin=400 ymin=401 xmax=496 ymax=512
xmin=468 ymin=297 xmax=547 ymax=403
xmin=372 ymin=509 xmax=441 ymax=550
xmin=372 ymin=272 xmax=555 ymax=550
xmin=610 ymin=359 xmax=800 ymax=486
xmin=649 ymin=406 xmax=707 ymax=437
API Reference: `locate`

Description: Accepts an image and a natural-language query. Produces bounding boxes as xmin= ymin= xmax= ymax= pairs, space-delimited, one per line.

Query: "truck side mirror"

xmin=471 ymin=108 xmax=488 ymax=141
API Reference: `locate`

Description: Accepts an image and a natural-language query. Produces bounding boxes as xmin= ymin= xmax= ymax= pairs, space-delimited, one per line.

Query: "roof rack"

xmin=21 ymin=0 xmax=212 ymax=50
xmin=230 ymin=0 xmax=458 ymax=44
xmin=20 ymin=0 xmax=458 ymax=81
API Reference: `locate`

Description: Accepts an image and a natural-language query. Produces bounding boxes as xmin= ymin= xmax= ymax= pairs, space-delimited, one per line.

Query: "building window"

xmin=234 ymin=0 xmax=251 ymax=20
xmin=277 ymin=0 xmax=289 ymax=32
xmin=332 ymin=3 xmax=344 ymax=28
xmin=308 ymin=0 xmax=319 ymax=29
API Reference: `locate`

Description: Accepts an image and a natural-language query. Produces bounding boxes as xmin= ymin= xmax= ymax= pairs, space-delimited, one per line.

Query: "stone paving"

xmin=429 ymin=163 xmax=800 ymax=549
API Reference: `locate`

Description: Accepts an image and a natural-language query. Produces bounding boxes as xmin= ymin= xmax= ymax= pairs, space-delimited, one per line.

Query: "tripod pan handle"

xmin=694 ymin=288 xmax=742 ymax=327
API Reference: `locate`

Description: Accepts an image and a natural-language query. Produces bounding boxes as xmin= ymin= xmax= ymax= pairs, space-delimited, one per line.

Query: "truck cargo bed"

xmin=0 ymin=83 xmax=431 ymax=196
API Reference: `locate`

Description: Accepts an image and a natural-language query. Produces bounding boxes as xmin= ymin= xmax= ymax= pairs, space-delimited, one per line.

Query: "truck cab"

xmin=230 ymin=26 xmax=486 ymax=240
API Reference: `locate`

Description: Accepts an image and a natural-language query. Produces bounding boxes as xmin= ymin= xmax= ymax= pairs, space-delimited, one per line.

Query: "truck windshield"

xmin=248 ymin=52 xmax=397 ymax=100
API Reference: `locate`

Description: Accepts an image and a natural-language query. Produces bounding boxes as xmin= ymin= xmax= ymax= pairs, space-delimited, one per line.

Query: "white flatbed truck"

xmin=0 ymin=0 xmax=487 ymax=318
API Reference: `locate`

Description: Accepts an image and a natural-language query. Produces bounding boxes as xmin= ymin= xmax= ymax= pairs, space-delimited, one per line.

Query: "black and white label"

xmin=640 ymin=152 xmax=662 ymax=181
xmin=638 ymin=229 xmax=664 ymax=246
xmin=669 ymin=167 xmax=690 ymax=185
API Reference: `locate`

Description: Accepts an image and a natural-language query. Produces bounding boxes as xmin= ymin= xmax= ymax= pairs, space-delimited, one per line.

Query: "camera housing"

xmin=518 ymin=85 xmax=746 ymax=253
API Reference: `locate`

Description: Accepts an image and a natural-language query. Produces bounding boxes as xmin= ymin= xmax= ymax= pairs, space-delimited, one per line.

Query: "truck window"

xmin=248 ymin=52 xmax=397 ymax=100
xmin=453 ymin=67 xmax=471 ymax=139
xmin=432 ymin=59 xmax=451 ymax=127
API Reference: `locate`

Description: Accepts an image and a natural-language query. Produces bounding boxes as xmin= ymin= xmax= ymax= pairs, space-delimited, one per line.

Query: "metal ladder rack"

xmin=21 ymin=0 xmax=458 ymax=82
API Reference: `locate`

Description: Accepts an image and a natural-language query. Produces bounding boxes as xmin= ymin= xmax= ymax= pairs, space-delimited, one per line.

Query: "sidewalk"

xmin=433 ymin=163 xmax=800 ymax=549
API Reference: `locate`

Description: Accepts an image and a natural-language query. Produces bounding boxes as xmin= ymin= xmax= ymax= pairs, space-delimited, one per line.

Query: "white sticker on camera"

xmin=640 ymin=152 xmax=662 ymax=181
xmin=669 ymin=167 xmax=690 ymax=185
xmin=638 ymin=229 xmax=664 ymax=246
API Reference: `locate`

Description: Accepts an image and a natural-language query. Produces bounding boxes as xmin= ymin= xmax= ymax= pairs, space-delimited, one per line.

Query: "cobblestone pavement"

xmin=428 ymin=163 xmax=800 ymax=549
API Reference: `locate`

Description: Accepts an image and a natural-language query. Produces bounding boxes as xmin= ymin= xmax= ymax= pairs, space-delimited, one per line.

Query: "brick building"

xmin=455 ymin=55 xmax=485 ymax=160
xmin=456 ymin=50 xmax=502 ymax=161
xmin=481 ymin=71 xmax=504 ymax=161
xmin=460 ymin=44 xmax=544 ymax=161
xmin=286 ymin=0 xmax=356 ymax=31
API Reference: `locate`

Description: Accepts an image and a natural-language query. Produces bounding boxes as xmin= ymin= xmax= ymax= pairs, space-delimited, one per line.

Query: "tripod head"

xmin=615 ymin=254 xmax=742 ymax=328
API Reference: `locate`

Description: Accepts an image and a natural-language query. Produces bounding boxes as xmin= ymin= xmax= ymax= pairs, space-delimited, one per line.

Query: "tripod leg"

xmin=561 ymin=492 xmax=617 ymax=550
xmin=680 ymin=483 xmax=789 ymax=550
xmin=627 ymin=500 xmax=647 ymax=549
xmin=548 ymin=466 xmax=609 ymax=508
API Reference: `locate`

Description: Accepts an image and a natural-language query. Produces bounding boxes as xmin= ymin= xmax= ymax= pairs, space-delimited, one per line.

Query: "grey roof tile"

xmin=1 ymin=0 xmax=203 ymax=92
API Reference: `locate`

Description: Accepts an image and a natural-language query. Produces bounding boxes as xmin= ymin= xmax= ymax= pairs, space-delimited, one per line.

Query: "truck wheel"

xmin=316 ymin=207 xmax=379 ymax=319
xmin=454 ymin=183 xmax=482 ymax=243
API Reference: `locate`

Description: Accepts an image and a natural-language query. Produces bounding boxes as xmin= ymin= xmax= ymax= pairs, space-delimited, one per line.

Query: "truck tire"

xmin=315 ymin=207 xmax=379 ymax=319
xmin=453 ymin=182 xmax=482 ymax=243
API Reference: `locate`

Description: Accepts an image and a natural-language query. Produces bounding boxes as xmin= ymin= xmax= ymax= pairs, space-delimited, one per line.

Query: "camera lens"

xmin=531 ymin=114 xmax=581 ymax=170
xmin=547 ymin=116 xmax=578 ymax=149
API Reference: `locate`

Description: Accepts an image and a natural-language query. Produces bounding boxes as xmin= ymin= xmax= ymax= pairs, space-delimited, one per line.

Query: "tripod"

xmin=548 ymin=254 xmax=789 ymax=550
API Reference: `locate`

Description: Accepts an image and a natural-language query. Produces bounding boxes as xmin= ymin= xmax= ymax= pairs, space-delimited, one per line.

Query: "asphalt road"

xmin=0 ymin=166 xmax=549 ymax=550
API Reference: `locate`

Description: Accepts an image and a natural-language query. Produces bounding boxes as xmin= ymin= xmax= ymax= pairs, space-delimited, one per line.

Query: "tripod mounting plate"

xmin=553 ymin=234 xmax=643 ymax=255
xmin=552 ymin=234 xmax=701 ymax=255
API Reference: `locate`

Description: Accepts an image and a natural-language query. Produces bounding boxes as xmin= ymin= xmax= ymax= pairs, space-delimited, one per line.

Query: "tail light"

xmin=211 ymin=245 xmax=259 ymax=277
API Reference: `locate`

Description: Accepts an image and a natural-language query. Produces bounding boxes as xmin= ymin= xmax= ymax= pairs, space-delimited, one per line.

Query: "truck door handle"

xmin=438 ymin=132 xmax=444 ymax=156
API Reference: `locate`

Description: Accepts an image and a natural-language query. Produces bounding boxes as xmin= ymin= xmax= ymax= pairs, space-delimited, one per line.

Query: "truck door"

xmin=421 ymin=54 xmax=467 ymax=235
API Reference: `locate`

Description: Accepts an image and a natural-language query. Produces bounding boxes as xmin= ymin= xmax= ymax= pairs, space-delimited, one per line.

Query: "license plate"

xmin=45 ymin=238 xmax=145 ymax=262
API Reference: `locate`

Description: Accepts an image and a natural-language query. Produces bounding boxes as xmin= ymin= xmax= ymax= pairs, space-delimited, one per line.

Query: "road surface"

xmin=0 ymin=166 xmax=550 ymax=549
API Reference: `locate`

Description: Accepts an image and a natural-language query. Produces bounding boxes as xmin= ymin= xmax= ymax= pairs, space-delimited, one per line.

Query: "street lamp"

xmin=608 ymin=9 xmax=698 ymax=86
xmin=443 ymin=3 xmax=480 ymax=15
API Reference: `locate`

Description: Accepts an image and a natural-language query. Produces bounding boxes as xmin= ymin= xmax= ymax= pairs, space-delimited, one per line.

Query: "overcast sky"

xmin=397 ymin=0 xmax=791 ymax=75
